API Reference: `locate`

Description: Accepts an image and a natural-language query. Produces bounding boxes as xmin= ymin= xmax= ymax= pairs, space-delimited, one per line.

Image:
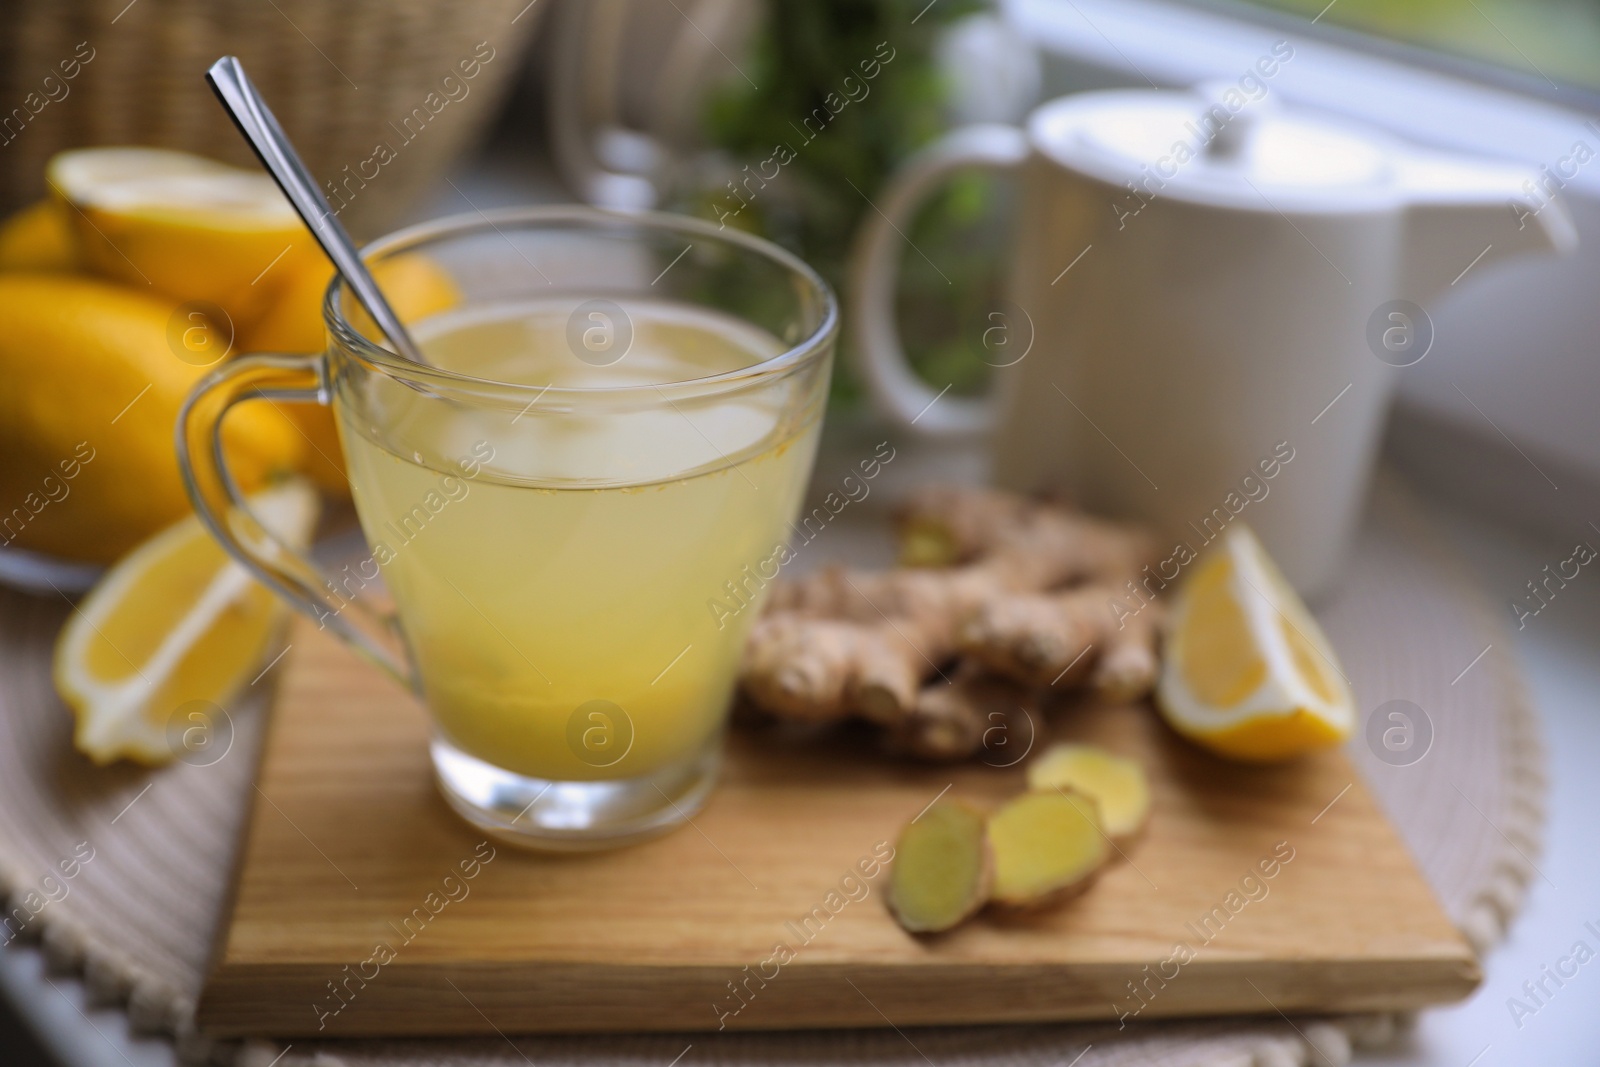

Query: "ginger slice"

xmin=1025 ymin=744 xmax=1151 ymax=843
xmin=987 ymin=789 xmax=1109 ymax=908
xmin=887 ymin=799 xmax=992 ymax=933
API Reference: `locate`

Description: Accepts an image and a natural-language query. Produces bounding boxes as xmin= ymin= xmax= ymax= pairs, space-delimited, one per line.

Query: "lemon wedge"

xmin=54 ymin=480 xmax=319 ymax=766
xmin=1156 ymin=524 xmax=1353 ymax=762
xmin=47 ymin=147 xmax=319 ymax=331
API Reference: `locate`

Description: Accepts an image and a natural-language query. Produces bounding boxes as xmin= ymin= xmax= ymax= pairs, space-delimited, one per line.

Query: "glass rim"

xmin=321 ymin=204 xmax=839 ymax=402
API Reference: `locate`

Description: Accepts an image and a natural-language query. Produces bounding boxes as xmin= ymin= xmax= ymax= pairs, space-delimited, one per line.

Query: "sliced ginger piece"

xmin=987 ymin=789 xmax=1109 ymax=908
xmin=1026 ymin=744 xmax=1151 ymax=843
xmin=887 ymin=799 xmax=992 ymax=933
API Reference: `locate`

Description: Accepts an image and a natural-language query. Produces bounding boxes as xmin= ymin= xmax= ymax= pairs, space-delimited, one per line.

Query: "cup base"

xmin=430 ymin=735 xmax=721 ymax=851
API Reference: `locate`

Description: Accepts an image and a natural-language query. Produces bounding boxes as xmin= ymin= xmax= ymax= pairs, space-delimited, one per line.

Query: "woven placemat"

xmin=0 ymin=472 xmax=1545 ymax=1067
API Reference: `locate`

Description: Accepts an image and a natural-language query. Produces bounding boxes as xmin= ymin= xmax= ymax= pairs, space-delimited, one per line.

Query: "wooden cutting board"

xmin=198 ymin=620 xmax=1478 ymax=1038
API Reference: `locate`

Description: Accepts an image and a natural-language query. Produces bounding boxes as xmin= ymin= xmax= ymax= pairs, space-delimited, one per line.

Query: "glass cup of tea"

xmin=178 ymin=207 xmax=836 ymax=850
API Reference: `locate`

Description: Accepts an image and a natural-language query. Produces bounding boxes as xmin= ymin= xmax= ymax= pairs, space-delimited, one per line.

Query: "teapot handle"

xmin=847 ymin=124 xmax=1029 ymax=437
xmin=1396 ymin=153 xmax=1579 ymax=302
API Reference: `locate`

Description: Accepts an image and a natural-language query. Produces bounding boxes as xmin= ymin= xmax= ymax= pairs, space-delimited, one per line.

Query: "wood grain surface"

xmin=198 ymin=620 xmax=1478 ymax=1038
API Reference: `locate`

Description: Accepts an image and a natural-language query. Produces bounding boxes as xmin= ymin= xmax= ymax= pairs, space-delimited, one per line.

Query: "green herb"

xmin=685 ymin=0 xmax=1004 ymax=404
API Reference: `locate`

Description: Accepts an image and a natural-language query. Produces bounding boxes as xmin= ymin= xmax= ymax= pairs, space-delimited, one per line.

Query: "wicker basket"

xmin=0 ymin=0 xmax=544 ymax=238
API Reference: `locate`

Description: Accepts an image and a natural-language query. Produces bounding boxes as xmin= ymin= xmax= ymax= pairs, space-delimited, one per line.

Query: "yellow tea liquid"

xmin=337 ymin=298 xmax=819 ymax=781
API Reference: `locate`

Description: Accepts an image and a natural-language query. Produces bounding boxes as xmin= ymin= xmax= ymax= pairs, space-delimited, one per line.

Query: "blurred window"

xmin=1200 ymin=0 xmax=1600 ymax=94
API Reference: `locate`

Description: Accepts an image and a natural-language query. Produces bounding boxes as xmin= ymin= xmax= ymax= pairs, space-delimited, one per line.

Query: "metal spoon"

xmin=205 ymin=56 xmax=428 ymax=365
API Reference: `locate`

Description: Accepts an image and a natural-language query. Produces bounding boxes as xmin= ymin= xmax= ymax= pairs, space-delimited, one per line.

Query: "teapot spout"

xmin=1398 ymin=153 xmax=1578 ymax=304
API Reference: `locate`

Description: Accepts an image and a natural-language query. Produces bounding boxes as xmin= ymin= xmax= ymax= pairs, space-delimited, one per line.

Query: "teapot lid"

xmin=1029 ymin=88 xmax=1398 ymax=212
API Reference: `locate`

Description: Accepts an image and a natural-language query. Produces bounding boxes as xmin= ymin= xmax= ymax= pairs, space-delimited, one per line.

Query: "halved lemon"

xmin=54 ymin=480 xmax=319 ymax=765
xmin=1156 ymin=524 xmax=1353 ymax=762
xmin=47 ymin=146 xmax=320 ymax=331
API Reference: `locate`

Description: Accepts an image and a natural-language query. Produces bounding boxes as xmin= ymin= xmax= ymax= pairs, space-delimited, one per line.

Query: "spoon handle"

xmin=205 ymin=56 xmax=428 ymax=366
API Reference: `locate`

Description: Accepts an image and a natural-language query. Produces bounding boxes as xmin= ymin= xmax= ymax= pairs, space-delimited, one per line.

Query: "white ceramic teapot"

xmin=851 ymin=86 xmax=1577 ymax=596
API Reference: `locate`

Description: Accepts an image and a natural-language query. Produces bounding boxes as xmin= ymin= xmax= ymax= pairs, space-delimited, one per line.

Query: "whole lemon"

xmin=0 ymin=274 xmax=304 ymax=564
xmin=0 ymin=200 xmax=77 ymax=273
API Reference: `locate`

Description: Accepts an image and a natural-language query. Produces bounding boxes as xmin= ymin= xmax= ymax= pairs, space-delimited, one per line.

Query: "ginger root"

xmin=885 ymin=667 xmax=1037 ymax=762
xmin=1088 ymin=604 xmax=1165 ymax=705
xmin=886 ymin=798 xmax=992 ymax=933
xmin=896 ymin=485 xmax=1151 ymax=585
xmin=959 ymin=585 xmax=1115 ymax=687
xmin=1025 ymin=743 xmax=1151 ymax=843
xmin=741 ymin=616 xmax=926 ymax=724
xmin=739 ymin=485 xmax=1164 ymax=757
xmin=987 ymin=789 xmax=1110 ymax=908
xmin=747 ymin=563 xmax=998 ymax=723
xmin=960 ymin=587 xmax=1164 ymax=698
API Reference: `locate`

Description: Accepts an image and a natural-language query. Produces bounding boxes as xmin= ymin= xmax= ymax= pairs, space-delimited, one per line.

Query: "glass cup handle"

xmin=176 ymin=352 xmax=417 ymax=690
